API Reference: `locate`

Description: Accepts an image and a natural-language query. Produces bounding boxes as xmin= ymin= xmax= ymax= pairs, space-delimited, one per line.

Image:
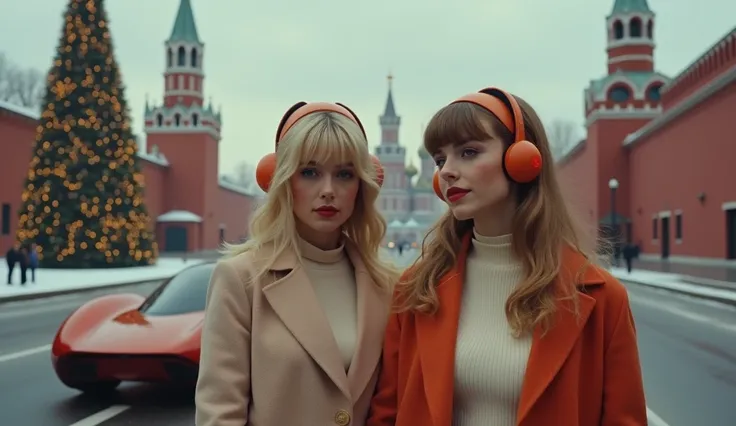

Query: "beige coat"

xmin=195 ymin=242 xmax=391 ymax=426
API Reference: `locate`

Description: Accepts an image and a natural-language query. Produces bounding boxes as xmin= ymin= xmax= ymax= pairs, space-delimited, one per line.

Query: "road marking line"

xmin=68 ymin=405 xmax=131 ymax=426
xmin=0 ymin=301 xmax=81 ymax=320
xmin=629 ymin=294 xmax=736 ymax=334
xmin=0 ymin=344 xmax=51 ymax=363
xmin=647 ymin=407 xmax=671 ymax=426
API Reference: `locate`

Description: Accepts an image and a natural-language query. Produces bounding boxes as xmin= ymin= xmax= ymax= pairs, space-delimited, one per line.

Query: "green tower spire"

xmin=168 ymin=0 xmax=200 ymax=43
xmin=610 ymin=0 xmax=652 ymax=15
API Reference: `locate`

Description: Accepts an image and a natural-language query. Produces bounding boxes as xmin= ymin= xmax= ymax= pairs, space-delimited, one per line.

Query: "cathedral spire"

xmin=379 ymin=73 xmax=400 ymax=144
xmin=168 ymin=0 xmax=200 ymax=43
xmin=383 ymin=73 xmax=397 ymax=117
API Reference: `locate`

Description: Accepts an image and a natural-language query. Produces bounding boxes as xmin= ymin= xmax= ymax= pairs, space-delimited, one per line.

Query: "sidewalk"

xmin=633 ymin=259 xmax=736 ymax=289
xmin=1 ymin=257 xmax=205 ymax=303
xmin=3 ymin=251 xmax=734 ymax=305
xmin=609 ymin=266 xmax=736 ymax=305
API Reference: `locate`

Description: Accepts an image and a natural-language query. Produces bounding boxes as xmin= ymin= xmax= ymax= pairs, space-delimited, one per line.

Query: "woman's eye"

xmin=300 ymin=168 xmax=318 ymax=178
xmin=337 ymin=170 xmax=354 ymax=179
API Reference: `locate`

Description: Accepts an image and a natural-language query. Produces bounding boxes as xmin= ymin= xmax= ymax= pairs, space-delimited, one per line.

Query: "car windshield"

xmin=139 ymin=263 xmax=215 ymax=316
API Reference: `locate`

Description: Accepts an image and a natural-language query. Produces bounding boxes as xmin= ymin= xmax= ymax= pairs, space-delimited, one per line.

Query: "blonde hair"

xmin=223 ymin=111 xmax=398 ymax=292
xmin=395 ymin=95 xmax=597 ymax=336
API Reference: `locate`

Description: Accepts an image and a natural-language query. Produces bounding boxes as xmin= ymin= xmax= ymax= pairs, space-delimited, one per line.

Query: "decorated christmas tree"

xmin=16 ymin=0 xmax=158 ymax=268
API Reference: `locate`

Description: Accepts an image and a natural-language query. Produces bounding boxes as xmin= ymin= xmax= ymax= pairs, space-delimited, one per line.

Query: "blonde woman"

xmin=367 ymin=87 xmax=646 ymax=426
xmin=195 ymin=102 xmax=398 ymax=426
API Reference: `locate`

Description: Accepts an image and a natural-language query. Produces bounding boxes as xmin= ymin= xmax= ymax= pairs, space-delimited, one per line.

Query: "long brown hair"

xmin=395 ymin=94 xmax=596 ymax=337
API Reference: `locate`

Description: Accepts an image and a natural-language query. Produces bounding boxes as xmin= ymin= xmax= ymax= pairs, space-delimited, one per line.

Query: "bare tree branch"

xmin=7 ymin=67 xmax=45 ymax=109
xmin=0 ymin=52 xmax=44 ymax=110
xmin=0 ymin=52 xmax=12 ymax=101
xmin=547 ymin=119 xmax=581 ymax=160
xmin=232 ymin=161 xmax=254 ymax=185
xmin=225 ymin=161 xmax=263 ymax=194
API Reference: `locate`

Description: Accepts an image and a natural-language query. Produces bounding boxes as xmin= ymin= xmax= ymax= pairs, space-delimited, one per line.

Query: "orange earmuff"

xmin=456 ymin=88 xmax=542 ymax=184
xmin=432 ymin=87 xmax=543 ymax=201
xmin=372 ymin=155 xmax=384 ymax=187
xmin=255 ymin=101 xmax=384 ymax=192
xmin=432 ymin=171 xmax=443 ymax=200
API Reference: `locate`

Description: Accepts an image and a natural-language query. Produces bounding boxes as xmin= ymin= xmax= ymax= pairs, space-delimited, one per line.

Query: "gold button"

xmin=334 ymin=409 xmax=350 ymax=425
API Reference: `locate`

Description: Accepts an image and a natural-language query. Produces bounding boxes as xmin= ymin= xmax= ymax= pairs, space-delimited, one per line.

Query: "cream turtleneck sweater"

xmin=297 ymin=237 xmax=357 ymax=371
xmin=452 ymin=230 xmax=532 ymax=426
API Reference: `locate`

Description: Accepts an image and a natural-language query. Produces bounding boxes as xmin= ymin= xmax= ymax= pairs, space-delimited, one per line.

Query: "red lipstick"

xmin=446 ymin=186 xmax=470 ymax=202
xmin=315 ymin=205 xmax=339 ymax=218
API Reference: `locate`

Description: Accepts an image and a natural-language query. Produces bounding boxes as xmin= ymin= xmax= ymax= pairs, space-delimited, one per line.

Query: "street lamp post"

xmin=608 ymin=178 xmax=619 ymax=266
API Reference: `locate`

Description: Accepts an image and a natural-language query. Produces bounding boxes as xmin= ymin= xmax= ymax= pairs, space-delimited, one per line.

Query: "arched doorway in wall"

xmin=156 ymin=210 xmax=203 ymax=253
xmin=165 ymin=226 xmax=188 ymax=252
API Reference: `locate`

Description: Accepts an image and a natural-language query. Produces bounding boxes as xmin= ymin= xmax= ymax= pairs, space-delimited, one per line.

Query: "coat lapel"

xmin=516 ymin=247 xmax=606 ymax=424
xmin=261 ymin=244 xmax=351 ymax=399
xmin=345 ymin=244 xmax=391 ymax=400
xmin=415 ymin=234 xmax=472 ymax=426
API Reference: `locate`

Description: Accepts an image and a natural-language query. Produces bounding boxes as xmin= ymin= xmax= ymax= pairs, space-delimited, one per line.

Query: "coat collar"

xmin=259 ymin=237 xmax=388 ymax=402
xmin=415 ymin=232 xmax=605 ymax=426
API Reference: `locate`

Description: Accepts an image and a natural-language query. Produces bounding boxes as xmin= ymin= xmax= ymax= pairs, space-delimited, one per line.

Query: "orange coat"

xmin=367 ymin=234 xmax=647 ymax=426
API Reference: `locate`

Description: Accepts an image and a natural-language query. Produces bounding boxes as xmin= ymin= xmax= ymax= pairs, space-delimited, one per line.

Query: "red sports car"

xmin=51 ymin=261 xmax=215 ymax=393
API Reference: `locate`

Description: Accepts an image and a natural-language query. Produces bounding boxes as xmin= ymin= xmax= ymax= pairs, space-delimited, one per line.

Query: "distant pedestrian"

xmin=18 ymin=247 xmax=29 ymax=285
xmin=623 ymin=242 xmax=638 ymax=274
xmin=5 ymin=242 xmax=20 ymax=284
xmin=28 ymin=243 xmax=39 ymax=283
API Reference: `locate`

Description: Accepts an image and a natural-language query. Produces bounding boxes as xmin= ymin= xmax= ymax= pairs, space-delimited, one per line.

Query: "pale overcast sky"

xmin=1 ymin=0 xmax=733 ymax=178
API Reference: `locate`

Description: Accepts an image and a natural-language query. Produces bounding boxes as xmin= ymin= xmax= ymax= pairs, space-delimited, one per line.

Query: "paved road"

xmin=0 ymin=281 xmax=200 ymax=426
xmin=634 ymin=258 xmax=736 ymax=288
xmin=1 ymin=251 xmax=734 ymax=425
xmin=627 ymin=282 xmax=736 ymax=426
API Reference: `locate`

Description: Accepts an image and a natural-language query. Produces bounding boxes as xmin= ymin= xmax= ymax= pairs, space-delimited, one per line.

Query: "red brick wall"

xmin=557 ymin=141 xmax=599 ymax=236
xmin=629 ymin=80 xmax=736 ymax=258
xmin=0 ymin=111 xmax=36 ymax=254
xmin=139 ymin=159 xmax=166 ymax=230
xmin=218 ymin=187 xmax=252 ymax=245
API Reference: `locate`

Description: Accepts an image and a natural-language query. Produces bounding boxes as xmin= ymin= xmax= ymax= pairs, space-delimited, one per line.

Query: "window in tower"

xmin=608 ymin=86 xmax=631 ymax=102
xmin=175 ymin=113 xmax=181 ymax=126
xmin=191 ymin=48 xmax=198 ymax=68
xmin=630 ymin=18 xmax=642 ymax=38
xmin=647 ymin=20 xmax=654 ymax=39
xmin=167 ymin=48 xmax=173 ymax=67
xmin=613 ymin=21 xmax=624 ymax=39
xmin=192 ymin=114 xmax=199 ymax=126
xmin=177 ymin=46 xmax=186 ymax=66
xmin=647 ymin=84 xmax=662 ymax=102
xmin=156 ymin=114 xmax=163 ymax=126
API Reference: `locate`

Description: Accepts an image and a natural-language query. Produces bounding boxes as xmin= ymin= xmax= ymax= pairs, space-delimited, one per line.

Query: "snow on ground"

xmin=609 ymin=266 xmax=736 ymax=302
xmin=380 ymin=247 xmax=736 ymax=301
xmin=2 ymin=248 xmax=735 ymax=303
xmin=0 ymin=257 xmax=205 ymax=300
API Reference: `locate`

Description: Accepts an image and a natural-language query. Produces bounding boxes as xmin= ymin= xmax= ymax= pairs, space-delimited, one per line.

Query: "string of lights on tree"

xmin=16 ymin=0 xmax=158 ymax=268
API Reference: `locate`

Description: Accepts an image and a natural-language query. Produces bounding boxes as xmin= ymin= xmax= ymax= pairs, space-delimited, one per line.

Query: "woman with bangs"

xmin=195 ymin=101 xmax=399 ymax=426
xmin=367 ymin=87 xmax=647 ymax=426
